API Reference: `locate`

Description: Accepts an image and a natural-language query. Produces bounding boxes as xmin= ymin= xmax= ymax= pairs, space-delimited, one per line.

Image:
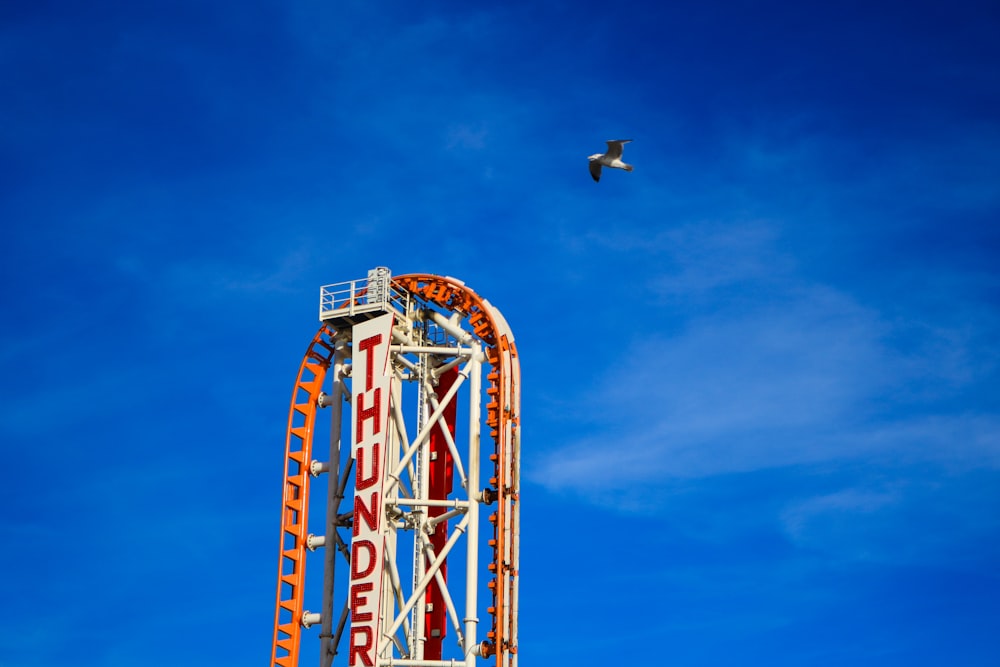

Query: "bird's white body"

xmin=588 ymin=139 xmax=633 ymax=182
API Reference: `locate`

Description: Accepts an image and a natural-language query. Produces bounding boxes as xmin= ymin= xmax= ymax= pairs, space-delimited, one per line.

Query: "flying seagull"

xmin=588 ymin=139 xmax=633 ymax=182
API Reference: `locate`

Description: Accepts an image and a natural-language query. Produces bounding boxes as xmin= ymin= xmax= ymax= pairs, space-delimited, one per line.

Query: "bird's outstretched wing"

xmin=589 ymin=160 xmax=602 ymax=182
xmin=605 ymin=139 xmax=632 ymax=159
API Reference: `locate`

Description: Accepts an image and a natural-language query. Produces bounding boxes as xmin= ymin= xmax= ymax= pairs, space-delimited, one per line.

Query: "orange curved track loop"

xmin=270 ymin=274 xmax=519 ymax=667
xmin=271 ymin=324 xmax=337 ymax=667
xmin=394 ymin=274 xmax=521 ymax=667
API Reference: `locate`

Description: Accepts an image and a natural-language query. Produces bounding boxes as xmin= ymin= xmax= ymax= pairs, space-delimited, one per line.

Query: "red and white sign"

xmin=349 ymin=313 xmax=394 ymax=667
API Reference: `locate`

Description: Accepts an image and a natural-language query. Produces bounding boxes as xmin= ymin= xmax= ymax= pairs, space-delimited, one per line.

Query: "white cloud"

xmin=529 ymin=278 xmax=1000 ymax=490
xmin=532 ymin=285 xmax=882 ymax=480
xmin=776 ymin=464 xmax=1000 ymax=568
xmin=780 ymin=487 xmax=901 ymax=542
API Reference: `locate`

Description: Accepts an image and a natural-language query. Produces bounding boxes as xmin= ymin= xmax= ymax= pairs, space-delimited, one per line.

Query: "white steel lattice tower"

xmin=270 ymin=269 xmax=520 ymax=667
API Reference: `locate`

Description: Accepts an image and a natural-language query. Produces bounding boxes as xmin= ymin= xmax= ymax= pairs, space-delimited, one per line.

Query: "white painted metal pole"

xmin=423 ymin=387 xmax=468 ymax=489
xmin=320 ymin=335 xmax=348 ymax=667
xmin=425 ymin=309 xmax=474 ymax=346
xmin=464 ymin=348 xmax=482 ymax=667
xmin=412 ymin=351 xmax=430 ymax=662
xmin=385 ymin=363 xmax=470 ymax=498
xmin=386 ymin=514 xmax=470 ymax=640
xmin=421 ymin=541 xmax=465 ymax=647
xmin=510 ymin=377 xmax=521 ymax=667
xmin=391 ymin=344 xmax=473 ymax=356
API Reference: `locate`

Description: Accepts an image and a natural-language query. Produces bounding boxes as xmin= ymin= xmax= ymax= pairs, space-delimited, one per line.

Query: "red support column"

xmin=425 ymin=366 xmax=458 ymax=660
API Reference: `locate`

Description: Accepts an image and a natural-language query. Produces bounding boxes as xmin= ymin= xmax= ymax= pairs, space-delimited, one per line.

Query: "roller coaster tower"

xmin=269 ymin=268 xmax=521 ymax=667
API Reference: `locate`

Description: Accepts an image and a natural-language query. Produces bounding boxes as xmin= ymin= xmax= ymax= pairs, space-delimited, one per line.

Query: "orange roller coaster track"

xmin=270 ymin=271 xmax=520 ymax=667
xmin=272 ymin=324 xmax=337 ymax=666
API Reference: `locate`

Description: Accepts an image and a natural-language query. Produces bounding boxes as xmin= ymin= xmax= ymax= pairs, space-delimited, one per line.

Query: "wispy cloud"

xmin=531 ymin=284 xmax=889 ymax=482
xmin=777 ymin=465 xmax=1000 ymax=568
xmin=529 ymin=248 xmax=1000 ymax=491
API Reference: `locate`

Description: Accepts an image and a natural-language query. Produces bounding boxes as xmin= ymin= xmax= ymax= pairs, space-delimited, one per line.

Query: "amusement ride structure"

xmin=270 ymin=268 xmax=521 ymax=667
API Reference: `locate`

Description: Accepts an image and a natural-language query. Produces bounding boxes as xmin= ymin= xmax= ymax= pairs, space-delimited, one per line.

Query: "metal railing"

xmin=318 ymin=267 xmax=410 ymax=322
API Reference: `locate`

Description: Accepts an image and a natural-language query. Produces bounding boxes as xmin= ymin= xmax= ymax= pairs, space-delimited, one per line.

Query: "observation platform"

xmin=318 ymin=266 xmax=410 ymax=328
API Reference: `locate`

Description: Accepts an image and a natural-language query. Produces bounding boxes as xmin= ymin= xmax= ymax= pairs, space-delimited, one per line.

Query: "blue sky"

xmin=2 ymin=1 xmax=999 ymax=665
